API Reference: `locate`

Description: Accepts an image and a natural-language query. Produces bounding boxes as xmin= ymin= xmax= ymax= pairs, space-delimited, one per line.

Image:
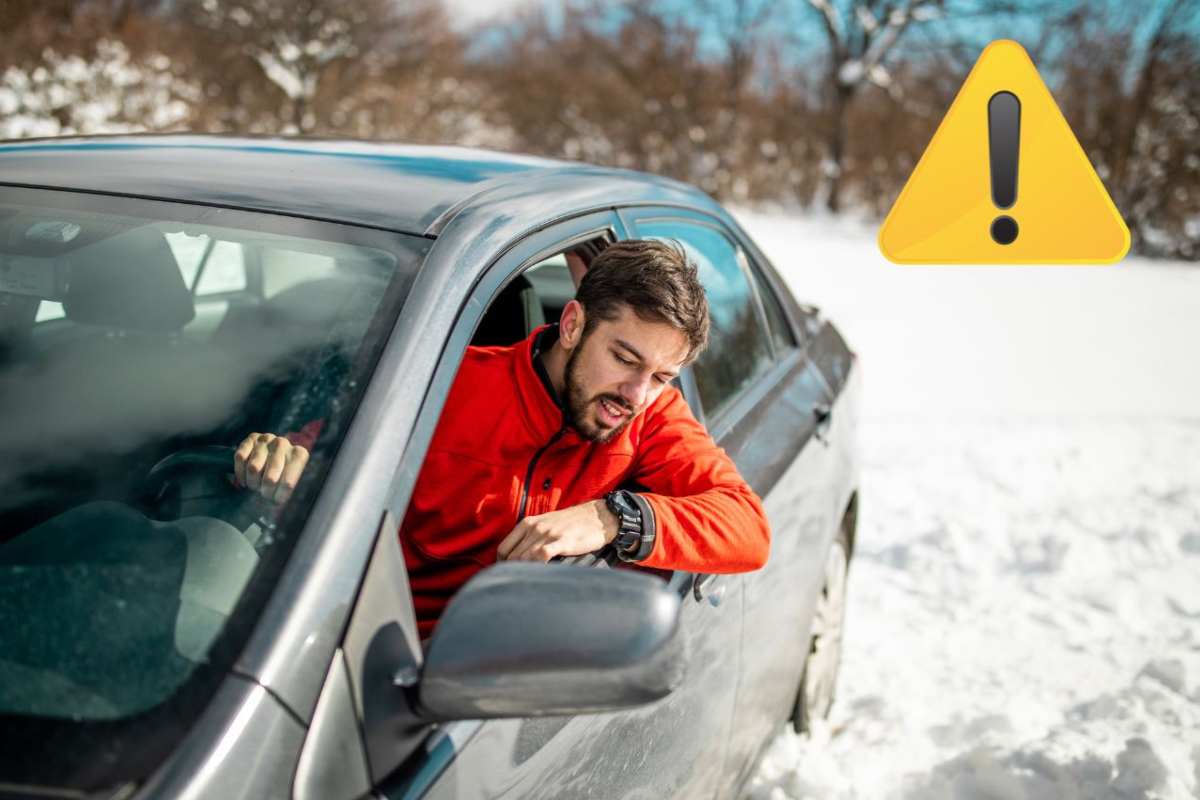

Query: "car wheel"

xmin=793 ymin=527 xmax=850 ymax=734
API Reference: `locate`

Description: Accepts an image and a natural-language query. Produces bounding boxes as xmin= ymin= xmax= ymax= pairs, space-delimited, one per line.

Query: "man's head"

xmin=555 ymin=239 xmax=709 ymax=443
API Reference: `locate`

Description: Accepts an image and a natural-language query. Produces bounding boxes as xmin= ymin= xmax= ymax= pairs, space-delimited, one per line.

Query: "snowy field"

xmin=734 ymin=211 xmax=1200 ymax=800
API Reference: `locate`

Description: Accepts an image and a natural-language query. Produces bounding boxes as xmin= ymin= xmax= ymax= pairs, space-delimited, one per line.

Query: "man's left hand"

xmin=497 ymin=500 xmax=619 ymax=562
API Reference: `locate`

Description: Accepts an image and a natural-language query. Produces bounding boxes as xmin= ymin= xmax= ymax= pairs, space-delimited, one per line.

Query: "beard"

xmin=563 ymin=344 xmax=635 ymax=443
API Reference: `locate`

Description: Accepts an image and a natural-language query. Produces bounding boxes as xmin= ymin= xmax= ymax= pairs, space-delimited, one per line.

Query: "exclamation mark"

xmin=988 ymin=91 xmax=1020 ymax=245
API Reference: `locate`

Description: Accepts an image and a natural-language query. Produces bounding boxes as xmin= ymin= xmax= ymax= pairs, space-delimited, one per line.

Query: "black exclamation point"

xmin=988 ymin=91 xmax=1020 ymax=245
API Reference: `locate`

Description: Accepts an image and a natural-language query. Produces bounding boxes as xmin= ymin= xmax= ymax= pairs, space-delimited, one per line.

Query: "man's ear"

xmin=559 ymin=300 xmax=585 ymax=350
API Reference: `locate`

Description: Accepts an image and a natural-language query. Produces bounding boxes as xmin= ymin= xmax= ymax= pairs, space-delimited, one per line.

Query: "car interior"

xmin=471 ymin=238 xmax=605 ymax=348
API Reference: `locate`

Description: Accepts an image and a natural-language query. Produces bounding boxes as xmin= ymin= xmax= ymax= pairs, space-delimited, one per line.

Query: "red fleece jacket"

xmin=291 ymin=326 xmax=771 ymax=638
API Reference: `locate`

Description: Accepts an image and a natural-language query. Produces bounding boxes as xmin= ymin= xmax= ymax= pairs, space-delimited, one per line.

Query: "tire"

xmin=792 ymin=526 xmax=851 ymax=734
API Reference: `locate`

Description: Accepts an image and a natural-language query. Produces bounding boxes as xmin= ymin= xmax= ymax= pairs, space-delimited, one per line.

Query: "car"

xmin=0 ymin=135 xmax=861 ymax=800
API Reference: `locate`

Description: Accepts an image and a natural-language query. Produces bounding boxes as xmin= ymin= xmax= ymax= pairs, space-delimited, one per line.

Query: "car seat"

xmin=471 ymin=274 xmax=545 ymax=347
xmin=63 ymin=227 xmax=196 ymax=333
xmin=0 ymin=227 xmax=203 ymax=530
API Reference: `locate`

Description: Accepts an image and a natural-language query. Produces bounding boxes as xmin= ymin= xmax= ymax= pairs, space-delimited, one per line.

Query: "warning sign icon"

xmin=878 ymin=39 xmax=1130 ymax=265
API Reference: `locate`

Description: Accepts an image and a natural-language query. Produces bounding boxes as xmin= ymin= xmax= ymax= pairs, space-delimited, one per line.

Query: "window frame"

xmin=372 ymin=210 xmax=642 ymax=775
xmin=737 ymin=246 xmax=797 ymax=356
xmin=718 ymin=215 xmax=819 ymax=350
xmin=617 ymin=206 xmax=795 ymax=440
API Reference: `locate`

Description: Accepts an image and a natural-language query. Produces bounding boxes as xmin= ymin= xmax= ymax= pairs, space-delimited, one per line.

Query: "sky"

xmin=442 ymin=0 xmax=540 ymax=29
xmin=440 ymin=0 xmax=1197 ymax=72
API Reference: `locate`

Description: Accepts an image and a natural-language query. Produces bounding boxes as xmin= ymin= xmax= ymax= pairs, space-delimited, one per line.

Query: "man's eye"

xmin=653 ymin=375 xmax=669 ymax=385
xmin=614 ymin=353 xmax=634 ymax=366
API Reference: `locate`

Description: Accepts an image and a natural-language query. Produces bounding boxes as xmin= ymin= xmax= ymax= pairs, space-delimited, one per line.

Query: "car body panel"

xmin=293 ymin=649 xmax=372 ymax=800
xmin=131 ymin=674 xmax=305 ymax=800
xmin=0 ymin=135 xmax=723 ymax=240
xmin=0 ymin=136 xmax=559 ymax=235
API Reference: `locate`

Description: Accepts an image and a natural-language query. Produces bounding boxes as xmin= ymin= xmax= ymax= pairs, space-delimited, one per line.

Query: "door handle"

xmin=813 ymin=403 xmax=832 ymax=446
xmin=692 ymin=574 xmax=725 ymax=606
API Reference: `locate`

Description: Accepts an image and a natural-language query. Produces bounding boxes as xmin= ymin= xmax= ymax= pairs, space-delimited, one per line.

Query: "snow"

xmin=838 ymin=60 xmax=866 ymax=86
xmin=0 ymin=41 xmax=194 ymax=138
xmin=733 ymin=210 xmax=1200 ymax=799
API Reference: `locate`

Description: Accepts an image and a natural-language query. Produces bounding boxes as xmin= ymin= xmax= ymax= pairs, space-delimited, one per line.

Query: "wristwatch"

xmin=605 ymin=489 xmax=654 ymax=562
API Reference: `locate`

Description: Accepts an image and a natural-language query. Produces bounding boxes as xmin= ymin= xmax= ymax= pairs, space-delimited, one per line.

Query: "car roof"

xmin=0 ymin=134 xmax=721 ymax=237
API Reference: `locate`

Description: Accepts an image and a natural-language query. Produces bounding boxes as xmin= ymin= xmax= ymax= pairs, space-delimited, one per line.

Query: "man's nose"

xmin=619 ymin=374 xmax=652 ymax=409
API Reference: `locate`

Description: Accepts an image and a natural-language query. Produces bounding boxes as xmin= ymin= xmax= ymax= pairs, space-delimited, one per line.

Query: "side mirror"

xmin=417 ymin=562 xmax=684 ymax=720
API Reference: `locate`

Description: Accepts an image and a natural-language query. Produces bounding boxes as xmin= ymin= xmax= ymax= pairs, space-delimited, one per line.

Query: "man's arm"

xmin=627 ymin=388 xmax=770 ymax=573
xmin=497 ymin=388 xmax=770 ymax=569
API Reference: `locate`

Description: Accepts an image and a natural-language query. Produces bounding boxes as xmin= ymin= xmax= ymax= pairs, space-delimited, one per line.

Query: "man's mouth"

xmin=596 ymin=396 xmax=630 ymax=427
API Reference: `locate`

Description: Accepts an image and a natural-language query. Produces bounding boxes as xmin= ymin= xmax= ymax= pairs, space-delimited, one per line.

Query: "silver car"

xmin=0 ymin=136 xmax=860 ymax=800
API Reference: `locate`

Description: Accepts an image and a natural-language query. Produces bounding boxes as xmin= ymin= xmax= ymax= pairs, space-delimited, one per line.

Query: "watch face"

xmin=609 ymin=491 xmax=640 ymax=517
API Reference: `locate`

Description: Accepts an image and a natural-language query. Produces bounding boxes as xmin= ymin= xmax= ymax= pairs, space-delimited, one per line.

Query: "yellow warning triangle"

xmin=878 ymin=40 xmax=1130 ymax=264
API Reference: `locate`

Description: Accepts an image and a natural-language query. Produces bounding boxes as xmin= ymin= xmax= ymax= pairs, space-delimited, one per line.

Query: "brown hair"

xmin=575 ymin=239 xmax=710 ymax=363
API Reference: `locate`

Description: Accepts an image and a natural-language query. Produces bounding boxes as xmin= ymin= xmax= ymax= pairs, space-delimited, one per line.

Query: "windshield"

xmin=0 ymin=186 xmax=427 ymax=788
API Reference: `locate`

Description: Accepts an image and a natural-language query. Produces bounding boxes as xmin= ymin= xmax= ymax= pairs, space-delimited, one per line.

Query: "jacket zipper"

xmin=517 ymin=425 xmax=567 ymax=521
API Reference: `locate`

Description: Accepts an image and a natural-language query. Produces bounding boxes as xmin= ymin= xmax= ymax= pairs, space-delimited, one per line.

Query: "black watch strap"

xmin=606 ymin=490 xmax=656 ymax=562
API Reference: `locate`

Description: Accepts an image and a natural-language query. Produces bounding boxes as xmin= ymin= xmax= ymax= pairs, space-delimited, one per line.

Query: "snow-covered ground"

xmin=734 ymin=210 xmax=1200 ymax=800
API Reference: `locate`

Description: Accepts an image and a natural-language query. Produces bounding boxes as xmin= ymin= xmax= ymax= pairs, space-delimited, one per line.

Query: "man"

xmin=236 ymin=239 xmax=770 ymax=638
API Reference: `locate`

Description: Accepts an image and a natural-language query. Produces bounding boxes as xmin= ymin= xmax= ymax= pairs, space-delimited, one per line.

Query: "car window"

xmin=263 ymin=248 xmax=338 ymax=298
xmin=524 ymin=252 xmax=575 ymax=320
xmin=164 ymin=231 xmax=209 ymax=285
xmin=195 ymin=240 xmax=247 ymax=295
xmin=741 ymin=250 xmax=797 ymax=355
xmin=35 ymin=299 xmax=65 ymax=322
xmin=164 ymin=233 xmax=248 ymax=296
xmin=635 ymin=219 xmax=773 ymax=419
xmin=0 ymin=187 xmax=427 ymax=734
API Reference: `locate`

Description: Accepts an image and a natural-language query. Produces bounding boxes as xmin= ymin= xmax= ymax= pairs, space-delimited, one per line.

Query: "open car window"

xmin=0 ymin=186 xmax=428 ymax=789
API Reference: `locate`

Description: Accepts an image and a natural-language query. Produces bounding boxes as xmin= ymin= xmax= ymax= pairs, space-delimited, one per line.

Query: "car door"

xmin=381 ymin=210 xmax=740 ymax=800
xmin=622 ymin=209 xmax=840 ymax=794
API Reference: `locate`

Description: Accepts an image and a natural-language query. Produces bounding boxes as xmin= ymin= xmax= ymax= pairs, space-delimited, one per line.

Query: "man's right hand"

xmin=234 ymin=432 xmax=310 ymax=504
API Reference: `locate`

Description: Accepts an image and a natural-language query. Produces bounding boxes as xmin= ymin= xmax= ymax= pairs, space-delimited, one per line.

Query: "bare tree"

xmin=696 ymin=0 xmax=779 ymax=194
xmin=799 ymin=0 xmax=959 ymax=211
xmin=0 ymin=0 xmax=169 ymax=69
xmin=477 ymin=2 xmax=719 ymax=179
xmin=1055 ymin=0 xmax=1200 ymax=258
xmin=3 ymin=0 xmax=1195 ymax=259
xmin=1109 ymin=0 xmax=1199 ymax=252
xmin=179 ymin=0 xmax=446 ymax=134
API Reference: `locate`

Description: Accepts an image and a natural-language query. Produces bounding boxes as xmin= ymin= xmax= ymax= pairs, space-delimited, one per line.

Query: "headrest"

xmin=472 ymin=274 xmax=542 ymax=347
xmin=63 ymin=228 xmax=194 ymax=332
xmin=264 ymin=277 xmax=361 ymax=328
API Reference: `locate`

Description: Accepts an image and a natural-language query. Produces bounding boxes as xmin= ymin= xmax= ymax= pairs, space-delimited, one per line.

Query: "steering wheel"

xmin=138 ymin=445 xmax=276 ymax=539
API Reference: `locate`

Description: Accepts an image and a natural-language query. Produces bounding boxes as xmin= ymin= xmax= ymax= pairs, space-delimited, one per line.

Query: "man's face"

xmin=562 ymin=304 xmax=689 ymax=443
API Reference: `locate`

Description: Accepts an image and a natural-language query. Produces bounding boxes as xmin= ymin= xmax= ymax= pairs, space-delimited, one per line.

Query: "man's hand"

xmin=234 ymin=432 xmax=309 ymax=504
xmin=497 ymin=500 xmax=619 ymax=562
